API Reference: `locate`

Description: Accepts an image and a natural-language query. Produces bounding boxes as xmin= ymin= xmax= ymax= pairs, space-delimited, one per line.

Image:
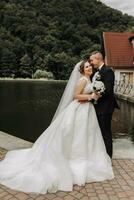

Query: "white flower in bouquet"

xmin=93 ymin=80 xmax=105 ymax=93
xmin=92 ymin=71 xmax=105 ymax=104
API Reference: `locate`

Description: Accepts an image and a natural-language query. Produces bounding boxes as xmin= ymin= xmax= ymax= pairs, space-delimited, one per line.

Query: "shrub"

xmin=33 ymin=69 xmax=54 ymax=79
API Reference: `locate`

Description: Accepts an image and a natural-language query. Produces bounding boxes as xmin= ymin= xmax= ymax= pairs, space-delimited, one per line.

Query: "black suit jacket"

xmin=94 ymin=64 xmax=119 ymax=115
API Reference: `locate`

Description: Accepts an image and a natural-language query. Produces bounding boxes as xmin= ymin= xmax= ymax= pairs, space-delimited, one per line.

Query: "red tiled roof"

xmin=103 ymin=32 xmax=134 ymax=69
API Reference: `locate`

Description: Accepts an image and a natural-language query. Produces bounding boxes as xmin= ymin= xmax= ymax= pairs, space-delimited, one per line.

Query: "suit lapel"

xmin=99 ymin=64 xmax=105 ymax=82
xmin=99 ymin=64 xmax=105 ymax=74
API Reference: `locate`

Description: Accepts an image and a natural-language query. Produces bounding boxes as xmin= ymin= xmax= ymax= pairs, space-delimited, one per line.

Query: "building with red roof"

xmin=103 ymin=32 xmax=134 ymax=95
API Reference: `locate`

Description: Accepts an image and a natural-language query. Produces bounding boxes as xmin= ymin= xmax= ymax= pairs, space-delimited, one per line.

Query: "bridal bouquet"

xmin=92 ymin=72 xmax=105 ymax=104
xmin=92 ymin=80 xmax=105 ymax=93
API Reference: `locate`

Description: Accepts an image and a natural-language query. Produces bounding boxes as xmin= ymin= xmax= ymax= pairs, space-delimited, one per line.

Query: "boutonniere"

xmin=95 ymin=71 xmax=101 ymax=81
xmin=92 ymin=71 xmax=101 ymax=82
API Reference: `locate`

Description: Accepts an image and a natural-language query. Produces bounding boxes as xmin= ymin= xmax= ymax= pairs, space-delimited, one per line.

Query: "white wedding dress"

xmin=0 ymin=76 xmax=114 ymax=194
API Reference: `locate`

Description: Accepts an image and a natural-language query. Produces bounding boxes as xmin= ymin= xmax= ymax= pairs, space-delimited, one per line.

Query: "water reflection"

xmin=0 ymin=80 xmax=66 ymax=142
xmin=0 ymin=80 xmax=133 ymax=143
xmin=112 ymin=99 xmax=134 ymax=143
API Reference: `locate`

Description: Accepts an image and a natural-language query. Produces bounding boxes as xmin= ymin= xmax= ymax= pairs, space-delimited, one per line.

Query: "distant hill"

xmin=0 ymin=0 xmax=134 ymax=79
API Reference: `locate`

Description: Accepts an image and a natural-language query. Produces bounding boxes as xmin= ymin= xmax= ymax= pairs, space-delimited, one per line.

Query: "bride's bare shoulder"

xmin=76 ymin=77 xmax=88 ymax=88
xmin=78 ymin=76 xmax=88 ymax=83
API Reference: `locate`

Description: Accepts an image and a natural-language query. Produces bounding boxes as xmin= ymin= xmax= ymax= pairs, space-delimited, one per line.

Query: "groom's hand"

xmin=96 ymin=92 xmax=102 ymax=99
xmin=91 ymin=93 xmax=101 ymax=101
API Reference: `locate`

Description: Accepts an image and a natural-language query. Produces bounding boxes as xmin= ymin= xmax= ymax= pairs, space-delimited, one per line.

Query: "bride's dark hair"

xmin=79 ymin=60 xmax=89 ymax=74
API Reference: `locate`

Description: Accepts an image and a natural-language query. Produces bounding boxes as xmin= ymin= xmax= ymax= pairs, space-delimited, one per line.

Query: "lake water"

xmin=0 ymin=80 xmax=134 ymax=143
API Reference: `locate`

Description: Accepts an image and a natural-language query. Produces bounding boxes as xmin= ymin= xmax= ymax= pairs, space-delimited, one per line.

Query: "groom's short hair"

xmin=90 ymin=51 xmax=103 ymax=60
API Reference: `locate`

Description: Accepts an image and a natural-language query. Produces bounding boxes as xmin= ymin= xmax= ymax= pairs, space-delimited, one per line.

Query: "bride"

xmin=0 ymin=60 xmax=114 ymax=194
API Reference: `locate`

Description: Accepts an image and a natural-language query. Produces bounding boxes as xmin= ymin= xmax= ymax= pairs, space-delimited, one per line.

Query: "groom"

xmin=89 ymin=51 xmax=119 ymax=159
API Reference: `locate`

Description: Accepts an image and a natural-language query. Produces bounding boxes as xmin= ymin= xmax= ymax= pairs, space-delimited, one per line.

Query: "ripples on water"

xmin=0 ymin=80 xmax=133 ymax=143
xmin=0 ymin=80 xmax=66 ymax=142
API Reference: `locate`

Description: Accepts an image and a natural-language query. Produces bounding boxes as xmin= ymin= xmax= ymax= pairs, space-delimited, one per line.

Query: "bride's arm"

xmin=74 ymin=79 xmax=94 ymax=101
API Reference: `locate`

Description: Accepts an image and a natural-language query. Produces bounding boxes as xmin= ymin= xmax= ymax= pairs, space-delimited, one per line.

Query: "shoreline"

xmin=0 ymin=78 xmax=67 ymax=82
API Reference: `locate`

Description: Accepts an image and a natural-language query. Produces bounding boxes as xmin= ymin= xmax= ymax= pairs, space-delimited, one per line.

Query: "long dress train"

xmin=0 ymin=77 xmax=114 ymax=194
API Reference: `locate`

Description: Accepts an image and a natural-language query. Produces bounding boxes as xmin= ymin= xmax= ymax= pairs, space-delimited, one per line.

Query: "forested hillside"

xmin=0 ymin=0 xmax=134 ymax=79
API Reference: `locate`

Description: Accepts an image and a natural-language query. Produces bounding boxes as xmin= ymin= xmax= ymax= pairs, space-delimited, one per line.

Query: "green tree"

xmin=0 ymin=0 xmax=134 ymax=79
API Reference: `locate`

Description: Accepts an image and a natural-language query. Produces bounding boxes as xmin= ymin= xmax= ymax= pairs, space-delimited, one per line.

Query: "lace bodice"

xmin=79 ymin=76 xmax=93 ymax=94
